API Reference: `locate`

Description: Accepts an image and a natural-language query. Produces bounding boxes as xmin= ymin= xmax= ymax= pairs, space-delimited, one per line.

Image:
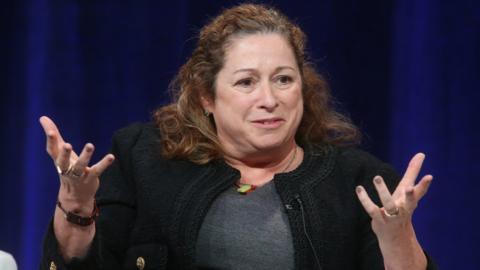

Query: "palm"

xmin=39 ymin=116 xmax=114 ymax=203
xmin=356 ymin=153 xmax=433 ymax=237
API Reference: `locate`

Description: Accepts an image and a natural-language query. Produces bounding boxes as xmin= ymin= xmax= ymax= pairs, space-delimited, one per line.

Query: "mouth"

xmin=251 ymin=117 xmax=285 ymax=128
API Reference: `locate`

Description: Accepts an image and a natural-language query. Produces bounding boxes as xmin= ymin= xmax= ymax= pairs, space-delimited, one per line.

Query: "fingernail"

xmin=356 ymin=186 xmax=362 ymax=193
xmin=374 ymin=177 xmax=382 ymax=184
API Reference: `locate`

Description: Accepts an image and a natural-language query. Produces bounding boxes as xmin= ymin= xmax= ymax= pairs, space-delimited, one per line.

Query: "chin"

xmin=251 ymin=137 xmax=291 ymax=151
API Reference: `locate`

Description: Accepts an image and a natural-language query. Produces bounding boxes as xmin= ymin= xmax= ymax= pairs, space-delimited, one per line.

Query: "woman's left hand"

xmin=356 ymin=153 xmax=432 ymax=239
xmin=355 ymin=153 xmax=433 ymax=269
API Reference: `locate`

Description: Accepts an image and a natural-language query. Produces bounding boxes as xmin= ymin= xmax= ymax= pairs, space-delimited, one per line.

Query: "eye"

xmin=235 ymin=78 xmax=255 ymax=88
xmin=278 ymin=75 xmax=292 ymax=84
xmin=275 ymin=75 xmax=293 ymax=88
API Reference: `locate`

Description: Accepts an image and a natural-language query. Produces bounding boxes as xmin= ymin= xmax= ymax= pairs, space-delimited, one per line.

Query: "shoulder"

xmin=108 ymin=122 xmax=162 ymax=158
xmin=112 ymin=122 xmax=159 ymax=145
xmin=335 ymin=145 xmax=401 ymax=191
xmin=309 ymin=144 xmax=401 ymax=188
xmin=308 ymin=143 xmax=384 ymax=169
xmin=335 ymin=146 xmax=385 ymax=168
xmin=107 ymin=122 xmax=163 ymax=175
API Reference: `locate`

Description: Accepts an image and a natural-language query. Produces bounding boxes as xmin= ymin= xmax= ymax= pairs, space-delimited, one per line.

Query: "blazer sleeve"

xmin=356 ymin=154 xmax=438 ymax=270
xmin=39 ymin=123 xmax=145 ymax=270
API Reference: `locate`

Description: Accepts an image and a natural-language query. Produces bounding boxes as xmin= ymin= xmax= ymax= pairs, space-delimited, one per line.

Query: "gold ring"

xmin=57 ymin=164 xmax=83 ymax=178
xmin=56 ymin=165 xmax=70 ymax=175
xmin=384 ymin=207 xmax=400 ymax=217
xmin=66 ymin=165 xmax=83 ymax=178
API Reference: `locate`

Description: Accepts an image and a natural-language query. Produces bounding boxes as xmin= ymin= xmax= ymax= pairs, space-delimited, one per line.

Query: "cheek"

xmin=287 ymin=87 xmax=304 ymax=111
xmin=213 ymin=95 xmax=252 ymax=130
xmin=216 ymin=92 xmax=253 ymax=117
xmin=288 ymin=88 xmax=304 ymax=128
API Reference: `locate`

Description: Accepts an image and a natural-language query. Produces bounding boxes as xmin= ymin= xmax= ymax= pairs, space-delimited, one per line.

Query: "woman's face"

xmin=204 ymin=33 xmax=303 ymax=158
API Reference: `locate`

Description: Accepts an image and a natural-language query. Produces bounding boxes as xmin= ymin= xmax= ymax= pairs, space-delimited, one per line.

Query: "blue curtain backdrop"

xmin=1 ymin=0 xmax=478 ymax=269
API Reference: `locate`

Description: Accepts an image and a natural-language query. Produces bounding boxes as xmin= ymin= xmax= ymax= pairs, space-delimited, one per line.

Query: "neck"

xmin=224 ymin=144 xmax=303 ymax=186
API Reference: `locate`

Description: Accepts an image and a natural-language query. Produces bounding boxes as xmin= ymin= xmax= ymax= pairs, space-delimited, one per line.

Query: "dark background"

xmin=1 ymin=0 xmax=479 ymax=269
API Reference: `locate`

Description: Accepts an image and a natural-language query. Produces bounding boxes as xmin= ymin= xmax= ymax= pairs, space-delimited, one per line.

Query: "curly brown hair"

xmin=153 ymin=3 xmax=360 ymax=164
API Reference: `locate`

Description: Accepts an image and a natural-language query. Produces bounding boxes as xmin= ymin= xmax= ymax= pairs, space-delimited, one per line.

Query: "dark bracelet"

xmin=56 ymin=199 xmax=99 ymax=226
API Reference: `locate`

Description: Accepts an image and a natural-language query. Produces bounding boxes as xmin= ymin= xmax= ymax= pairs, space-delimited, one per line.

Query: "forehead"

xmin=222 ymin=33 xmax=298 ymax=71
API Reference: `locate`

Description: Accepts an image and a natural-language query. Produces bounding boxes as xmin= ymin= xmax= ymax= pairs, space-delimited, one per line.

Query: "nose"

xmin=258 ymin=81 xmax=279 ymax=111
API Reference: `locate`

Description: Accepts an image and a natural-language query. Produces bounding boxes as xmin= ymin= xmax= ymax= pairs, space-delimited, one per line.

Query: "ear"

xmin=200 ymin=95 xmax=214 ymax=114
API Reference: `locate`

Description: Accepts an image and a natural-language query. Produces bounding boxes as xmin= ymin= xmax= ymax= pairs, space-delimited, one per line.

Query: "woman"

xmin=40 ymin=4 xmax=435 ymax=270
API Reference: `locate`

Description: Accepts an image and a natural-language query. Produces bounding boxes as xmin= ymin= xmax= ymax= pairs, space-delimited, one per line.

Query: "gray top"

xmin=195 ymin=180 xmax=294 ymax=270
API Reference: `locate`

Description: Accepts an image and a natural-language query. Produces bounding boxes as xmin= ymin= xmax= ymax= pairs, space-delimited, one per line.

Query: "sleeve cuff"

xmin=40 ymin=218 xmax=100 ymax=270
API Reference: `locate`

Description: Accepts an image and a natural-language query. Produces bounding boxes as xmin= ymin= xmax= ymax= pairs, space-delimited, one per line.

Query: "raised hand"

xmin=355 ymin=153 xmax=433 ymax=269
xmin=355 ymin=153 xmax=433 ymax=239
xmin=39 ymin=116 xmax=115 ymax=204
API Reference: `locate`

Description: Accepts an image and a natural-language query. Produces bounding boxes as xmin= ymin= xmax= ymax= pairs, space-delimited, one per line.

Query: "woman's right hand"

xmin=39 ymin=116 xmax=115 ymax=206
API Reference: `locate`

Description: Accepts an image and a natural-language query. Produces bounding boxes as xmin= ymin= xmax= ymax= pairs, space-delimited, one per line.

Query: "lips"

xmin=251 ymin=117 xmax=285 ymax=128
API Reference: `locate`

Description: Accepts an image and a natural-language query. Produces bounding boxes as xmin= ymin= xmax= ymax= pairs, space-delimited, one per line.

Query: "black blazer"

xmin=40 ymin=123 xmax=437 ymax=270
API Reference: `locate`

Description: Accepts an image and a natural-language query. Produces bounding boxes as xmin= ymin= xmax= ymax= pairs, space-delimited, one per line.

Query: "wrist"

xmin=58 ymin=185 xmax=96 ymax=209
xmin=57 ymin=196 xmax=95 ymax=213
xmin=376 ymin=221 xmax=416 ymax=243
xmin=378 ymin=226 xmax=427 ymax=270
xmin=56 ymin=198 xmax=99 ymax=227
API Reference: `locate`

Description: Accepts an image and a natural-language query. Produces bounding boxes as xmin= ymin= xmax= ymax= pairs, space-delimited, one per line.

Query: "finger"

xmin=39 ymin=116 xmax=66 ymax=143
xmin=356 ymin=185 xmax=382 ymax=219
xmin=405 ymin=175 xmax=433 ymax=210
xmin=414 ymin=175 xmax=433 ymax=200
xmin=402 ymin=153 xmax=425 ymax=186
xmin=372 ymin=176 xmax=398 ymax=214
xmin=90 ymin=154 xmax=115 ymax=177
xmin=39 ymin=116 xmax=66 ymax=158
xmin=56 ymin=143 xmax=73 ymax=173
xmin=71 ymin=143 xmax=95 ymax=175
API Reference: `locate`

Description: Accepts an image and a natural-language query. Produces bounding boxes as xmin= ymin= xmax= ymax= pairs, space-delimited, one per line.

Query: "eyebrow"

xmin=232 ymin=66 xmax=296 ymax=74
